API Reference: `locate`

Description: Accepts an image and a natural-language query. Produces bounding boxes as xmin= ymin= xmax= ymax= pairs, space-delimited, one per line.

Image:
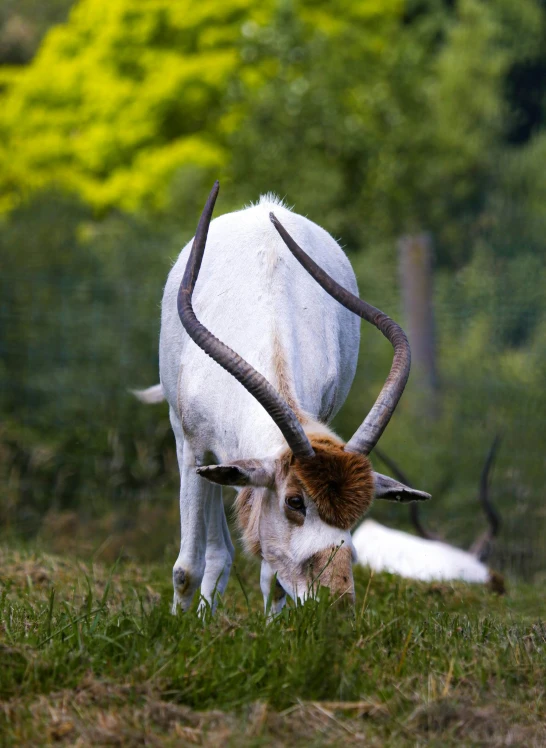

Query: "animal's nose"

xmin=305 ymin=544 xmax=355 ymax=605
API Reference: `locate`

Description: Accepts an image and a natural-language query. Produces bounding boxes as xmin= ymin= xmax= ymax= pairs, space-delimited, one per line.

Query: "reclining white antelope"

xmin=352 ymin=438 xmax=504 ymax=589
xmin=137 ymin=182 xmax=430 ymax=614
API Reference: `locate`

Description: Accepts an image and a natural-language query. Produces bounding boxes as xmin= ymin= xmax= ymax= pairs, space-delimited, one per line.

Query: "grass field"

xmin=1 ymin=542 xmax=545 ymax=746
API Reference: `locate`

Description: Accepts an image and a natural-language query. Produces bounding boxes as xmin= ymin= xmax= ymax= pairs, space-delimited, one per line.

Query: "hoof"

xmin=173 ymin=567 xmax=190 ymax=596
xmin=172 ymin=566 xmax=201 ymax=614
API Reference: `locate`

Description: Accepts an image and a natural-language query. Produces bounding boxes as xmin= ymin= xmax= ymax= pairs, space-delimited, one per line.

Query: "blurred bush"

xmin=0 ymin=0 xmax=260 ymax=212
xmin=0 ymin=0 xmax=404 ymax=213
xmin=0 ymin=193 xmax=181 ymax=534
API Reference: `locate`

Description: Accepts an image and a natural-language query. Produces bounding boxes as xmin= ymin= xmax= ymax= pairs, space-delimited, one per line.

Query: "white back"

xmin=160 ymin=197 xmax=360 ymax=463
xmin=352 ymin=520 xmax=490 ymax=583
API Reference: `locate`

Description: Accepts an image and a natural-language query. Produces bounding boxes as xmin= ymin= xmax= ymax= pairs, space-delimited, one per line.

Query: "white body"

xmin=160 ymin=197 xmax=360 ymax=611
xmin=352 ymin=520 xmax=490 ymax=583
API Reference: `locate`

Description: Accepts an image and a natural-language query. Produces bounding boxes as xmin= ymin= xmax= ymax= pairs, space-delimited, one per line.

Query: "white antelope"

xmin=353 ymin=439 xmax=504 ymax=590
xmin=136 ymin=182 xmax=430 ymax=614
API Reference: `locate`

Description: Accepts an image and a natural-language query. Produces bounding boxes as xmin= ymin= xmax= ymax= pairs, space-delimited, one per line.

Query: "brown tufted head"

xmin=292 ymin=435 xmax=375 ymax=530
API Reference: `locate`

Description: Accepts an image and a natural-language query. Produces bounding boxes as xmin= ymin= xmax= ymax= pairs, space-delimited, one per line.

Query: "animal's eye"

xmin=286 ymin=495 xmax=305 ymax=513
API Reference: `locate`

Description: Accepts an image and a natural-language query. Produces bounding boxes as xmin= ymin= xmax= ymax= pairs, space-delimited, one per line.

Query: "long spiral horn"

xmin=469 ymin=435 xmax=502 ymax=562
xmin=270 ymin=213 xmax=410 ymax=455
xmin=177 ymin=183 xmax=315 ymax=459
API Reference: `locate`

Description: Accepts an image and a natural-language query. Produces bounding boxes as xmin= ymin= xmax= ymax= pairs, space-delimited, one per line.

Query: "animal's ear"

xmin=373 ymin=472 xmax=431 ymax=503
xmin=196 ymin=459 xmax=276 ymax=488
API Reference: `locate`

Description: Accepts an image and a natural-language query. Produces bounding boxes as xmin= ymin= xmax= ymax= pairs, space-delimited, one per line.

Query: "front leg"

xmin=170 ymin=413 xmax=214 ymax=614
xmin=260 ymin=559 xmax=287 ymax=618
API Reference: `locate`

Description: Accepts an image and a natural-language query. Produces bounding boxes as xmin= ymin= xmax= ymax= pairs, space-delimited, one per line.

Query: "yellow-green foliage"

xmin=0 ymin=0 xmax=255 ymax=212
xmin=0 ymin=0 xmax=402 ymax=214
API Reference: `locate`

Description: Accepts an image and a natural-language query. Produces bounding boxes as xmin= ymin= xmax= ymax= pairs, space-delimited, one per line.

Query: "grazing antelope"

xmin=352 ymin=438 xmax=504 ymax=590
xmin=136 ymin=182 xmax=430 ymax=614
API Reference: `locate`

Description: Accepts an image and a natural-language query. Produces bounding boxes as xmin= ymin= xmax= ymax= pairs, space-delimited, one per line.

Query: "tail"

xmin=469 ymin=435 xmax=502 ymax=562
xmin=130 ymin=384 xmax=166 ymax=404
xmin=373 ymin=448 xmax=437 ymax=540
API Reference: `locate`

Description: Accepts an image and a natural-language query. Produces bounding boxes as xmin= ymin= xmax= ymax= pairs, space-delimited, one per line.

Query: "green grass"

xmin=1 ymin=543 xmax=545 ymax=746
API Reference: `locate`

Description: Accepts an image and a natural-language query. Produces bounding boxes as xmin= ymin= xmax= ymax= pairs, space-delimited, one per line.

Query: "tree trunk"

xmin=398 ymin=233 xmax=439 ymax=418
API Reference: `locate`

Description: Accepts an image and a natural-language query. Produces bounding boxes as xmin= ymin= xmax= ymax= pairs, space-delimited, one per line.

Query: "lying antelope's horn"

xmin=270 ymin=214 xmax=410 ymax=455
xmin=469 ymin=435 xmax=502 ymax=562
xmin=178 ymin=183 xmax=315 ymax=459
xmin=374 ymin=448 xmax=437 ymax=540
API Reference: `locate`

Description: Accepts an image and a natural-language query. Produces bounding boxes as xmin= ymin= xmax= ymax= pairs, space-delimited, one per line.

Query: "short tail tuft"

xmin=130 ymin=384 xmax=165 ymax=404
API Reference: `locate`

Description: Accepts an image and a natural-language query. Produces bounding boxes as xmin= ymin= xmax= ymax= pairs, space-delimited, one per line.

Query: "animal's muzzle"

xmin=304 ymin=544 xmax=355 ymax=604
